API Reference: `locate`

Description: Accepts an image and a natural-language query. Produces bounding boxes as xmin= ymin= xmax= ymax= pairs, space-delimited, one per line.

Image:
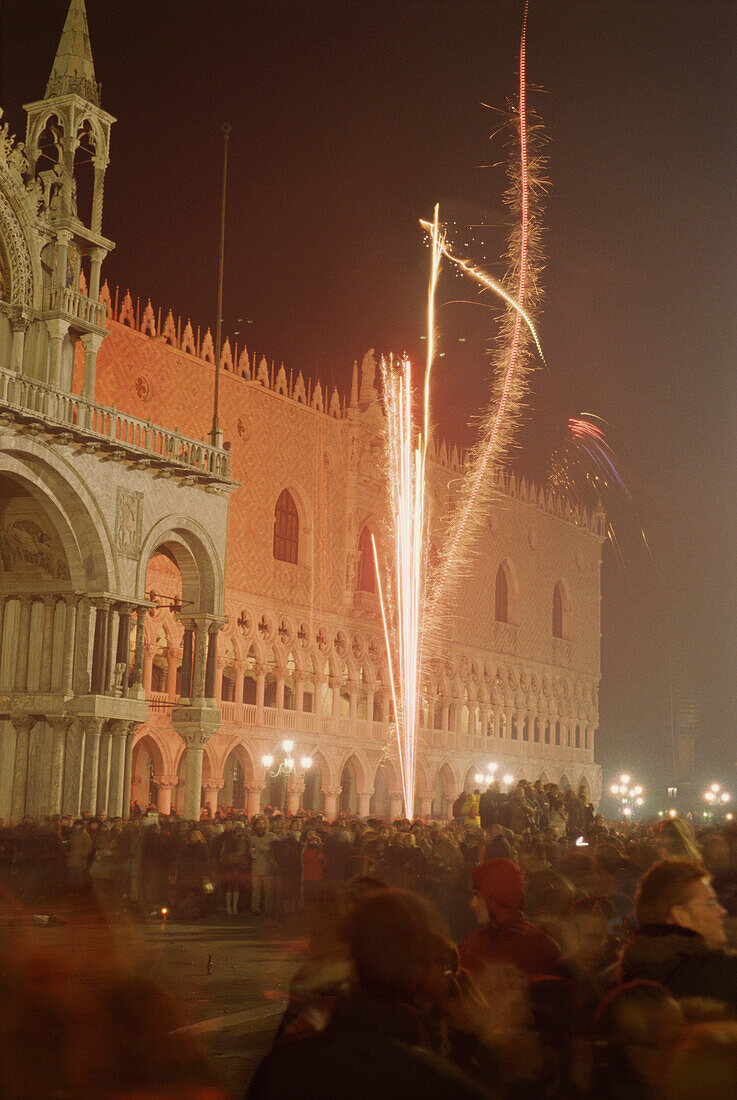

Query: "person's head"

xmin=471 ymin=858 xmax=524 ymax=926
xmin=343 ymin=888 xmax=441 ymax=1003
xmin=568 ymin=896 xmax=612 ymax=967
xmin=635 ymin=860 xmax=727 ymax=945
xmin=593 ymin=981 xmax=683 ymax=1093
xmin=252 ymin=816 xmax=267 ymax=837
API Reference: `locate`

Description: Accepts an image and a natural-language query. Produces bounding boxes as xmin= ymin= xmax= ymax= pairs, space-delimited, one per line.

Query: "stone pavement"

xmin=6 ymin=901 xmax=304 ymax=1096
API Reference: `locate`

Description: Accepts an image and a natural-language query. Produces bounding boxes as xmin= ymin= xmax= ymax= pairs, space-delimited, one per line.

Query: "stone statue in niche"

xmin=112 ymin=663 xmax=127 ymax=697
xmin=359 ymin=347 xmax=377 ymax=406
xmin=115 ymin=487 xmax=143 ymax=558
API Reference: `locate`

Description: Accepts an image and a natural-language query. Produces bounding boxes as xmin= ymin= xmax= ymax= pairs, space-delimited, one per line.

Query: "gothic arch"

xmin=137 ymin=515 xmax=224 ymax=616
xmin=0 ymin=442 xmax=117 ymax=592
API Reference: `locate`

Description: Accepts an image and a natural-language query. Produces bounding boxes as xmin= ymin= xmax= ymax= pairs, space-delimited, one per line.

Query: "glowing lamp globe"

xmin=721 ymin=792 xmax=731 ymax=804
xmin=301 ymin=757 xmax=313 ymax=770
xmin=620 ymin=774 xmax=630 ymax=785
xmin=711 ymin=783 xmax=720 ymax=793
xmin=262 ymin=754 xmax=274 ymax=768
xmin=282 ymin=740 xmax=295 ymax=753
xmin=474 ymin=773 xmax=485 ymax=785
xmin=610 ymin=785 xmax=619 ymax=795
xmin=623 ymin=806 xmax=632 ymax=817
xmin=503 ymin=774 xmax=514 ymax=787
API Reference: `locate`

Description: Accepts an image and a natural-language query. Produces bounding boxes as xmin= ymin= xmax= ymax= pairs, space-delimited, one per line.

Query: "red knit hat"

xmin=472 ymin=858 xmax=524 ymax=923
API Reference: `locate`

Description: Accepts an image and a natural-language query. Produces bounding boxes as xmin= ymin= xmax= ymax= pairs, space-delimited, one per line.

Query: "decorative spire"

xmin=45 ymin=0 xmax=100 ymax=106
xmin=349 ymin=359 xmax=359 ymax=408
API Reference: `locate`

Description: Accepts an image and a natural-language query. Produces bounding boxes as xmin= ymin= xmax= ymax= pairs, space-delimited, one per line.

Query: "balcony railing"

xmin=199 ymin=697 xmax=595 ymax=764
xmin=44 ymin=283 xmax=107 ymax=330
xmin=0 ymin=366 xmax=232 ymax=483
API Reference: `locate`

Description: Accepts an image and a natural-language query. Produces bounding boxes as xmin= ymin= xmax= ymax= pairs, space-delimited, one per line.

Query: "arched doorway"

xmin=131 ymin=733 xmax=164 ymax=811
xmin=302 ymin=761 xmax=324 ymax=813
xmin=221 ymin=745 xmax=250 ymax=811
xmin=432 ymin=763 xmax=456 ymax=818
xmin=339 ymin=756 xmax=360 ymax=814
xmin=370 ymin=762 xmax=391 ymax=819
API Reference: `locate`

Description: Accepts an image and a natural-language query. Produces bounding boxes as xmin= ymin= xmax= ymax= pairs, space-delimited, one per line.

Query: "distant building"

xmin=0 ymin=0 xmax=603 ymax=822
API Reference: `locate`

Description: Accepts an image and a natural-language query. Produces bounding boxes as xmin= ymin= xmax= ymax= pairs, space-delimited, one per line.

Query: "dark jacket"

xmin=245 ymin=993 xmax=493 ymax=1099
xmin=618 ymin=923 xmax=737 ymax=1010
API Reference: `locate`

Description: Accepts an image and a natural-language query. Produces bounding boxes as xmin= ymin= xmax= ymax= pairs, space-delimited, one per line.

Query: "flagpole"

xmin=211 ymin=121 xmax=230 ymax=446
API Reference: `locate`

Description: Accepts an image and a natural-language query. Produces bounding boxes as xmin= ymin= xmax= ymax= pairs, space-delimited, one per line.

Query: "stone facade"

xmin=0 ymin=1 xmax=603 ymax=823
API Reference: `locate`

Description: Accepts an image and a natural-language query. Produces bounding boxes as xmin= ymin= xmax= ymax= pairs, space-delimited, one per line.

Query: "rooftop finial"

xmin=45 ymin=0 xmax=100 ymax=106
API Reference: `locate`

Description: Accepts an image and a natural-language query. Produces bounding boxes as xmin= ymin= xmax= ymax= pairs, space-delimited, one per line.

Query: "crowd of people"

xmin=4 ymin=780 xmax=737 ymax=1097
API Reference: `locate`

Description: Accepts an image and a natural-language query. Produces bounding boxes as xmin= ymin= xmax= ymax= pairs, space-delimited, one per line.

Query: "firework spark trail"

xmin=418 ymin=227 xmax=545 ymax=364
xmin=370 ymin=210 xmax=445 ymax=818
xmin=549 ymin=413 xmax=653 ymax=573
xmin=425 ymin=0 xmax=541 ymax=640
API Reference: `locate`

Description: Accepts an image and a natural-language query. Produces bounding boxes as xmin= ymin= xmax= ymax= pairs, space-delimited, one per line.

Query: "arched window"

xmin=495 ymin=564 xmax=509 ymax=623
xmin=356 ymin=525 xmax=377 ymax=593
xmin=553 ymin=582 xmax=568 ymax=639
xmin=273 ymin=490 xmax=299 ymax=563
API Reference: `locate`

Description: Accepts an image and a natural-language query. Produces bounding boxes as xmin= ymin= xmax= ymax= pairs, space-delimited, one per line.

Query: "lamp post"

xmin=610 ymin=773 xmax=645 ymax=820
xmin=262 ymin=739 xmax=312 ymax=816
xmin=703 ymin=782 xmax=731 ymax=821
xmin=473 ymin=762 xmax=499 ymax=789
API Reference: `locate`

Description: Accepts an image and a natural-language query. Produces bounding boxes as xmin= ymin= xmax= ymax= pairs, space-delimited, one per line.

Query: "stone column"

xmin=389 ymin=791 xmax=404 ymax=821
xmin=9 ymin=310 xmax=29 ymax=374
xmin=122 ymin=725 xmax=136 ymax=818
xmin=48 ymin=717 xmax=71 ymax=817
xmin=255 ymin=664 xmax=266 ymax=722
xmin=89 ymin=244 xmax=106 ymax=298
xmin=80 ymin=333 xmax=104 ymax=401
xmin=38 ymin=595 xmax=57 ymax=692
xmin=441 ymin=698 xmax=450 ymax=733
xmin=142 ymin=644 xmax=155 ymax=695
xmin=357 ymin=790 xmax=372 ymax=818
xmin=275 ymin=669 xmax=285 ymax=712
xmin=204 ymin=624 xmax=220 ymax=701
xmin=62 ymin=721 xmax=85 ymax=818
xmin=348 ymin=682 xmax=358 ymax=725
xmin=166 ymin=649 xmax=179 ymax=699
xmin=107 ymin=720 xmax=131 ymax=818
xmin=322 ymin=785 xmax=342 ymax=822
xmin=294 ymin=672 xmax=305 ymax=714
xmin=246 ymin=783 xmax=265 ymax=818
xmin=80 ymin=717 xmax=103 ymax=815
xmin=130 ymin=608 xmax=147 ymax=697
xmin=330 ymin=677 xmax=341 ymax=719
xmin=365 ymin=684 xmax=376 ymax=730
xmin=155 ymin=777 xmax=177 ymax=815
xmin=192 ymin=627 xmax=208 ymax=700
xmin=13 ymin=595 xmax=32 ymax=693
xmin=179 ymin=622 xmax=195 ymax=700
xmin=234 ymin=661 xmax=245 ymax=706
xmin=46 ymin=317 xmax=71 ymax=390
xmin=10 ymin=715 xmax=34 ymax=823
xmin=114 ymin=607 xmax=132 ymax=696
xmin=203 ymin=780 xmax=224 ymax=816
xmin=91 ymin=166 xmax=106 ymax=237
xmin=286 ymin=778 xmax=304 ymax=816
xmin=96 ymin=723 xmax=113 ymax=815
xmin=90 ymin=601 xmax=110 ymax=695
xmin=61 ymin=595 xmax=78 ymax=693
xmin=182 ymin=740 xmax=205 ymax=821
xmin=419 ymin=797 xmax=432 ymax=820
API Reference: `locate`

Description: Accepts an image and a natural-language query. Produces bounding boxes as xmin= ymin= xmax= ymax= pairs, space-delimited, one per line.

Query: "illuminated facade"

xmin=0 ymin=0 xmax=603 ymax=823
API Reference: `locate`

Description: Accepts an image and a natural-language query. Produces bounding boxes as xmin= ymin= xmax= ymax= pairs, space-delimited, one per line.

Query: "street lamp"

xmin=474 ymin=762 xmax=499 ymax=788
xmin=610 ymin=773 xmax=645 ymax=820
xmin=262 ymin=739 xmax=313 ymax=815
xmin=703 ymin=782 xmax=731 ymax=818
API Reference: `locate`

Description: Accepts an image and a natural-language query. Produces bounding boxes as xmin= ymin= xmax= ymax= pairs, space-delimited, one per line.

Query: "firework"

xmin=426 ymin=0 xmax=546 ymax=644
xmin=371 ymin=210 xmax=445 ymax=820
xmin=549 ymin=413 xmax=652 ymax=570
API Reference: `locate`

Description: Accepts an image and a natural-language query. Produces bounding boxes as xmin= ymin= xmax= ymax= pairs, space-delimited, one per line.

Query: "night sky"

xmin=3 ymin=1 xmax=736 ymax=802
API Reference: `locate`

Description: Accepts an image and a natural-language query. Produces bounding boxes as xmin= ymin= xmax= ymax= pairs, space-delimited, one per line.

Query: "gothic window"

xmin=356 ymin=525 xmax=377 ymax=593
xmin=273 ymin=490 xmax=299 ymax=564
xmin=553 ymin=582 xmax=569 ymax=639
xmin=495 ymin=564 xmax=511 ymax=623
